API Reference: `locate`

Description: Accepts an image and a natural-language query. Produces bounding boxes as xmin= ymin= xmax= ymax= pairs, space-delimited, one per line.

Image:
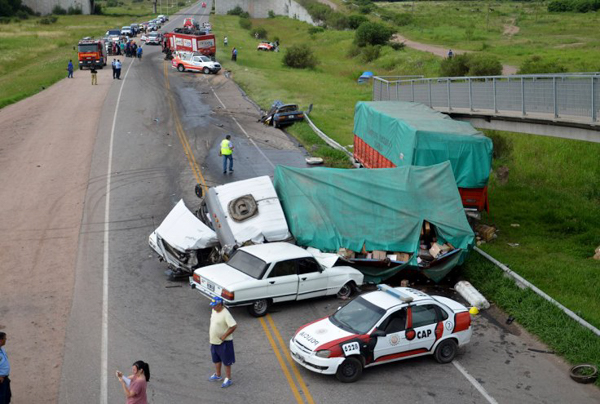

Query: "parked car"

xmin=260 ymin=101 xmax=305 ymax=128
xmin=290 ymin=284 xmax=473 ymax=382
xmin=201 ymin=2 xmax=207 ymax=8
xmin=190 ymin=242 xmax=364 ymax=317
xmin=157 ymin=15 xmax=167 ymax=23
xmin=121 ymin=26 xmax=133 ymax=37
xmin=105 ymin=29 xmax=121 ymax=42
xmin=172 ymin=52 xmax=221 ymax=74
xmin=146 ymin=32 xmax=163 ymax=45
xmin=257 ymin=42 xmax=276 ymax=51
xmin=130 ymin=24 xmax=139 ymax=36
xmin=148 ymin=23 xmax=157 ymax=32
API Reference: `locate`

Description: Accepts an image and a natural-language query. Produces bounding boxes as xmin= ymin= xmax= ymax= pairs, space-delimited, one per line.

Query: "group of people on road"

xmin=124 ymin=40 xmax=142 ymax=58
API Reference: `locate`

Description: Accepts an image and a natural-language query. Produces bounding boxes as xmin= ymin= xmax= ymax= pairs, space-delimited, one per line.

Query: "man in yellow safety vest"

xmin=221 ymin=135 xmax=234 ymax=174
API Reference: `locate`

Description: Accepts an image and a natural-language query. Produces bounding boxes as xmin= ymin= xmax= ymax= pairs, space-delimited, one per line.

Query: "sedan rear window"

xmin=330 ymin=297 xmax=385 ymax=334
xmin=227 ymin=250 xmax=267 ymax=279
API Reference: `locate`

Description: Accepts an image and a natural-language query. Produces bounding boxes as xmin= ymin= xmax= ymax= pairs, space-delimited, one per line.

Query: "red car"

xmin=201 ymin=2 xmax=206 ymax=7
xmin=257 ymin=42 xmax=275 ymax=51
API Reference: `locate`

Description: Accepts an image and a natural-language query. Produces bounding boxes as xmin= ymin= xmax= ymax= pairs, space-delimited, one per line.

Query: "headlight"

xmin=315 ymin=350 xmax=331 ymax=358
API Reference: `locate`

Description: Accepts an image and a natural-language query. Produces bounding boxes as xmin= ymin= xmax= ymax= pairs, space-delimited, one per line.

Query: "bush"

xmin=15 ymin=9 xmax=28 ymax=19
xmin=348 ymin=14 xmax=368 ymax=30
xmin=355 ymin=22 xmax=395 ymax=47
xmin=361 ymin=44 xmax=381 ymax=63
xmin=251 ymin=27 xmax=267 ymax=39
xmin=439 ymin=53 xmax=502 ymax=77
xmin=547 ymin=0 xmax=600 ymax=12
xmin=358 ymin=4 xmax=374 ymax=14
xmin=485 ymin=130 xmax=513 ymax=161
xmin=52 ymin=5 xmax=66 ymax=15
xmin=0 ymin=17 xmax=11 ymax=24
xmin=39 ymin=15 xmax=58 ymax=24
xmin=283 ymin=44 xmax=318 ymax=69
xmin=518 ymin=55 xmax=567 ymax=74
xmin=106 ymin=0 xmax=118 ymax=7
xmin=327 ymin=13 xmax=349 ymax=30
xmin=239 ymin=17 xmax=251 ymax=30
xmin=308 ymin=26 xmax=324 ymax=35
xmin=228 ymin=6 xmax=249 ymax=18
xmin=177 ymin=1 xmax=185 ymax=6
xmin=268 ymin=10 xmax=275 ymax=18
xmin=67 ymin=6 xmax=82 ymax=15
xmin=389 ymin=41 xmax=405 ymax=51
xmin=93 ymin=3 xmax=102 ymax=14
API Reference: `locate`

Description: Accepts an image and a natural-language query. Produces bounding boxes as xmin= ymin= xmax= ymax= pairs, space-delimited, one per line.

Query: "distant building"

xmin=22 ymin=0 xmax=94 ymax=15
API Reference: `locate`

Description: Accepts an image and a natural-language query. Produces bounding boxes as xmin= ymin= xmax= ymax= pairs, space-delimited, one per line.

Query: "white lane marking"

xmin=453 ymin=360 xmax=499 ymax=404
xmin=210 ymin=87 xmax=275 ymax=169
xmin=102 ymin=57 xmax=135 ymax=404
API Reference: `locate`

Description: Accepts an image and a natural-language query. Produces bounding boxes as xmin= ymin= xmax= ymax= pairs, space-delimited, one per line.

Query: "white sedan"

xmin=190 ymin=242 xmax=364 ymax=317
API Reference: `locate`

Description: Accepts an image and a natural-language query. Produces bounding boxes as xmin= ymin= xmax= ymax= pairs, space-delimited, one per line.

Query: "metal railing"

xmin=373 ymin=74 xmax=600 ymax=123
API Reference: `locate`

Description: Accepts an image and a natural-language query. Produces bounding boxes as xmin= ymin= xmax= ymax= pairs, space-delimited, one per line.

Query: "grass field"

xmin=376 ymin=1 xmax=600 ymax=71
xmin=0 ymin=0 xmax=189 ymax=108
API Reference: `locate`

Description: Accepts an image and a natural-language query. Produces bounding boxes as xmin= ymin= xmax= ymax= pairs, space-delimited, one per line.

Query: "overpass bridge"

xmin=372 ymin=73 xmax=600 ymax=143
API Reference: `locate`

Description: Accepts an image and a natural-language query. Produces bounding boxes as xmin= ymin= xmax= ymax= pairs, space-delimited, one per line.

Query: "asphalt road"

xmin=57 ymin=2 xmax=600 ymax=403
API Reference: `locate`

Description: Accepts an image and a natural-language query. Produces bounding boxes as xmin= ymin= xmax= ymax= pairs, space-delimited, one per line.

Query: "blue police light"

xmin=377 ymin=284 xmax=413 ymax=303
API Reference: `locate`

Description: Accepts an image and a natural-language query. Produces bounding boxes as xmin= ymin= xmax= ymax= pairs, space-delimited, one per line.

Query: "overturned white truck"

xmin=149 ymin=176 xmax=292 ymax=277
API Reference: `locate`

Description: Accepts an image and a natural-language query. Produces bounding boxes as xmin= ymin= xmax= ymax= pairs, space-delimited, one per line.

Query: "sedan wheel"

xmin=336 ymin=283 xmax=354 ymax=299
xmin=203 ymin=67 xmax=210 ymax=74
xmin=247 ymin=299 xmax=270 ymax=317
xmin=434 ymin=339 xmax=458 ymax=363
xmin=177 ymin=64 xmax=185 ymax=72
xmin=335 ymin=357 xmax=363 ymax=383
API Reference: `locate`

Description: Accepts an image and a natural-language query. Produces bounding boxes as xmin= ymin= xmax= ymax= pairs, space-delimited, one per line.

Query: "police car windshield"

xmin=226 ymin=250 xmax=267 ymax=279
xmin=330 ymin=297 xmax=385 ymax=334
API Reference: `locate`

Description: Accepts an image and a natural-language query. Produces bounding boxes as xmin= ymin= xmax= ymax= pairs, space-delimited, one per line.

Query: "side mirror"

xmin=371 ymin=329 xmax=386 ymax=338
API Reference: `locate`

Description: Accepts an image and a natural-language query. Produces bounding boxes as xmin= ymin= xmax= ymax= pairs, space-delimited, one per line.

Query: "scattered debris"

xmin=496 ymin=165 xmax=509 ymax=185
xmin=455 ymin=280 xmax=490 ymax=310
xmin=510 ymin=223 xmax=520 ymax=227
xmin=475 ymin=224 xmax=497 ymax=242
xmin=165 ymin=284 xmax=183 ymax=288
xmin=594 ymin=245 xmax=600 ymax=260
xmin=154 ymin=118 xmax=159 ymax=122
xmin=305 ymin=157 xmax=323 ymax=165
xmin=506 ymin=316 xmax=515 ymax=324
xmin=507 ymin=243 xmax=519 ymax=248
xmin=527 ymin=348 xmax=555 ymax=354
xmin=569 ymin=364 xmax=598 ymax=384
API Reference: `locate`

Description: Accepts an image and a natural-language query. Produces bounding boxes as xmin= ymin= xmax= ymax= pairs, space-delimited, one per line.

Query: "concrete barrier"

xmin=216 ymin=0 xmax=315 ymax=24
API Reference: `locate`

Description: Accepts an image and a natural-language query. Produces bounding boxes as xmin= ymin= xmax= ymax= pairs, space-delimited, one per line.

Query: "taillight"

xmin=221 ymin=289 xmax=234 ymax=300
xmin=453 ymin=312 xmax=471 ymax=333
xmin=193 ymin=273 xmax=200 ymax=283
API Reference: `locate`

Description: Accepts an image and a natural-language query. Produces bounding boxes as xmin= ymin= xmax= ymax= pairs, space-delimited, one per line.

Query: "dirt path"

xmin=503 ymin=18 xmax=520 ymax=37
xmin=0 ymin=64 xmax=113 ymax=403
xmin=393 ymin=34 xmax=518 ymax=75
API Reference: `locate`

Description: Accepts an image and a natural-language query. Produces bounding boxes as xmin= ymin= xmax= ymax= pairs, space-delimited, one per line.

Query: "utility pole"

xmin=153 ymin=0 xmax=157 ymax=14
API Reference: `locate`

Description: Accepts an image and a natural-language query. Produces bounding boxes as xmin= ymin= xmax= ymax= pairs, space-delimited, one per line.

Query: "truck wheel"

xmin=203 ymin=67 xmax=210 ymax=74
xmin=247 ymin=299 xmax=270 ymax=317
xmin=337 ymin=282 xmax=355 ymax=299
xmin=335 ymin=357 xmax=363 ymax=383
xmin=177 ymin=64 xmax=185 ymax=72
xmin=434 ymin=339 xmax=458 ymax=363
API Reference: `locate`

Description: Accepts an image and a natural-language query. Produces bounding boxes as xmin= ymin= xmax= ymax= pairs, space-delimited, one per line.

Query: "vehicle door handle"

xmin=301 ymin=277 xmax=307 ymax=281
xmin=269 ymin=281 xmax=275 ymax=284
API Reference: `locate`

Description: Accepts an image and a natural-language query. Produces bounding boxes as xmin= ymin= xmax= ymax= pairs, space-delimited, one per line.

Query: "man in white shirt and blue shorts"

xmin=208 ymin=297 xmax=237 ymax=388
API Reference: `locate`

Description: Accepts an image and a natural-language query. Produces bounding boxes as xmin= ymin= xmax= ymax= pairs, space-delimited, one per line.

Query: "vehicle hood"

xmin=154 ymin=199 xmax=218 ymax=250
xmin=295 ymin=317 xmax=353 ymax=352
xmin=194 ymin=263 xmax=254 ymax=289
xmin=432 ymin=295 xmax=468 ymax=313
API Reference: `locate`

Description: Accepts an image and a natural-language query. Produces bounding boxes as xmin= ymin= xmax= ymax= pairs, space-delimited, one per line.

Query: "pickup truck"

xmin=172 ymin=52 xmax=221 ymax=74
xmin=121 ymin=26 xmax=133 ymax=37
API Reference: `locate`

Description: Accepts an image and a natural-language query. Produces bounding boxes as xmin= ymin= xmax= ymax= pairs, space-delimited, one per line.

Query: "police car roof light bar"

xmin=377 ymin=284 xmax=413 ymax=303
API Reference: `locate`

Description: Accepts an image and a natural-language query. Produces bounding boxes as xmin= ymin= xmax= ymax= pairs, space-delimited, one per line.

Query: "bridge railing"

xmin=373 ymin=73 xmax=600 ymax=122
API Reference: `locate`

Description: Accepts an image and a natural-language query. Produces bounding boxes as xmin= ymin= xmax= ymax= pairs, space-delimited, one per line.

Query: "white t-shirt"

xmin=209 ymin=308 xmax=237 ymax=345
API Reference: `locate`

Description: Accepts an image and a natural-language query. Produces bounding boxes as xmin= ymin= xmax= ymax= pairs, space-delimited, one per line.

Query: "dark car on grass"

xmin=260 ymin=101 xmax=305 ymax=128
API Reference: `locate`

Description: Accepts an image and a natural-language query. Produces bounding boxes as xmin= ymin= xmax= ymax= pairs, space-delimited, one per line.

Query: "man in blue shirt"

xmin=0 ymin=332 xmax=11 ymax=404
xmin=67 ymin=60 xmax=74 ymax=78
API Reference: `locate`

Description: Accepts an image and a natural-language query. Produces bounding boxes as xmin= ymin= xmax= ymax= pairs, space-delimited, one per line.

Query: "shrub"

xmin=67 ymin=6 xmax=82 ymax=15
xmin=467 ymin=53 xmax=502 ymax=76
xmin=228 ymin=6 xmax=249 ymax=17
xmin=177 ymin=1 xmax=185 ymax=6
xmin=348 ymin=14 xmax=368 ymax=30
xmin=268 ymin=10 xmax=275 ymax=18
xmin=355 ymin=22 xmax=395 ymax=47
xmin=0 ymin=17 xmax=11 ymax=24
xmin=239 ymin=17 xmax=251 ymax=30
xmin=52 ymin=5 xmax=66 ymax=15
xmin=15 ymin=9 xmax=28 ymax=19
xmin=485 ymin=130 xmax=513 ymax=161
xmin=361 ymin=44 xmax=381 ymax=63
xmin=93 ymin=3 xmax=102 ymax=14
xmin=106 ymin=0 xmax=117 ymax=7
xmin=358 ymin=4 xmax=374 ymax=14
xmin=518 ymin=55 xmax=567 ymax=74
xmin=327 ymin=13 xmax=349 ymax=30
xmin=393 ymin=13 xmax=413 ymax=27
xmin=39 ymin=15 xmax=58 ymax=24
xmin=251 ymin=27 xmax=267 ymax=39
xmin=283 ymin=44 xmax=318 ymax=69
xmin=440 ymin=54 xmax=470 ymax=77
xmin=389 ymin=42 xmax=405 ymax=51
xmin=308 ymin=26 xmax=324 ymax=35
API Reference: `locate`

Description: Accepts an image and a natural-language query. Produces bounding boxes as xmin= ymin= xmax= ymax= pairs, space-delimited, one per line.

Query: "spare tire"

xmin=228 ymin=195 xmax=258 ymax=222
xmin=569 ymin=364 xmax=598 ymax=384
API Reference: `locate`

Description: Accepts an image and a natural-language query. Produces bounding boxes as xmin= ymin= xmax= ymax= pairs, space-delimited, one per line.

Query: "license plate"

xmin=207 ymin=283 xmax=215 ymax=292
xmin=288 ymin=115 xmax=294 ymax=119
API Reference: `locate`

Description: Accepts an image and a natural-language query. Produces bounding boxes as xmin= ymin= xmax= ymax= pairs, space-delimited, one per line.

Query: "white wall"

xmin=216 ymin=0 xmax=314 ymax=24
xmin=22 ymin=0 xmax=92 ymax=15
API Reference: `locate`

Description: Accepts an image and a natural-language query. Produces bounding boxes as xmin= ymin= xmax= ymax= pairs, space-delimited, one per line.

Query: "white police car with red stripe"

xmin=290 ymin=284 xmax=472 ymax=382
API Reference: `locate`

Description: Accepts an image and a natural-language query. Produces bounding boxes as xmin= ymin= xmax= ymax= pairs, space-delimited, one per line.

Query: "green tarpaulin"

xmin=354 ymin=101 xmax=493 ymax=188
xmin=273 ymin=162 xmax=475 ymax=281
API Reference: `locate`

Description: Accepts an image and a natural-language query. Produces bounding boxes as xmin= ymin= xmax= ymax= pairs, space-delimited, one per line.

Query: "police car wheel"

xmin=336 ymin=283 xmax=354 ymax=299
xmin=247 ymin=299 xmax=270 ymax=317
xmin=336 ymin=357 xmax=363 ymax=383
xmin=434 ymin=339 xmax=457 ymax=364
xmin=203 ymin=67 xmax=210 ymax=74
xmin=177 ymin=64 xmax=185 ymax=72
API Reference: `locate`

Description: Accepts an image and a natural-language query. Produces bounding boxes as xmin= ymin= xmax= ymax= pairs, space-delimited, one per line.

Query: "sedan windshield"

xmin=330 ymin=297 xmax=385 ymax=334
xmin=227 ymin=250 xmax=267 ymax=279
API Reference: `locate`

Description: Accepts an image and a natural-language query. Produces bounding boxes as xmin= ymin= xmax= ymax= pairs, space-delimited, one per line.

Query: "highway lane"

xmin=57 ymin=2 xmax=600 ymax=403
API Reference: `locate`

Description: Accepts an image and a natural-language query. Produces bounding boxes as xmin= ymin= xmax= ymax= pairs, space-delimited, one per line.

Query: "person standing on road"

xmin=112 ymin=59 xmax=117 ymax=79
xmin=115 ymin=59 xmax=122 ymax=80
xmin=137 ymin=46 xmax=143 ymax=59
xmin=208 ymin=297 xmax=237 ymax=388
xmin=90 ymin=66 xmax=98 ymax=85
xmin=67 ymin=60 xmax=74 ymax=78
xmin=116 ymin=360 xmax=150 ymax=404
xmin=0 ymin=332 xmax=12 ymax=404
xmin=220 ymin=134 xmax=234 ymax=174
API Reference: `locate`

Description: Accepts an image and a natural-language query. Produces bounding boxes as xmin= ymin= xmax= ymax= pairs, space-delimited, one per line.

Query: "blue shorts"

xmin=211 ymin=341 xmax=235 ymax=366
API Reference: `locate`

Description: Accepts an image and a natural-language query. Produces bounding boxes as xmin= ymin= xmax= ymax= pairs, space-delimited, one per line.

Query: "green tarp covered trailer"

xmin=273 ymin=162 xmax=475 ymax=283
xmin=353 ymin=101 xmax=493 ymax=212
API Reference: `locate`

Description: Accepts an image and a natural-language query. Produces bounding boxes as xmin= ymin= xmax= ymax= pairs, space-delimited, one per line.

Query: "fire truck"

xmin=164 ymin=31 xmax=216 ymax=57
xmin=77 ymin=38 xmax=107 ymax=70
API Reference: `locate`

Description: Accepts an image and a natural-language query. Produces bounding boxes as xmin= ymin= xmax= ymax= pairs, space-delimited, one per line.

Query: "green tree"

xmin=354 ymin=22 xmax=395 ymax=47
xmin=283 ymin=44 xmax=318 ymax=69
xmin=518 ymin=56 xmax=567 ymax=74
xmin=348 ymin=14 xmax=368 ymax=30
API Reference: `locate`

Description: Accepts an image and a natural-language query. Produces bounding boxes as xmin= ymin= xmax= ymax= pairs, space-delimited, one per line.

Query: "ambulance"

xmin=290 ymin=285 xmax=473 ymax=382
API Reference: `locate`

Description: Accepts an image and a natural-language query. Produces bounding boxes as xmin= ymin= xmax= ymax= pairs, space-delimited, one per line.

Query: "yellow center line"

xmin=259 ymin=317 xmax=305 ymax=404
xmin=267 ymin=314 xmax=316 ymax=404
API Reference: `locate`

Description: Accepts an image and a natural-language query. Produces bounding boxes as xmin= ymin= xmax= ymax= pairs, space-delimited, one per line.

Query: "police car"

xmin=290 ymin=285 xmax=472 ymax=383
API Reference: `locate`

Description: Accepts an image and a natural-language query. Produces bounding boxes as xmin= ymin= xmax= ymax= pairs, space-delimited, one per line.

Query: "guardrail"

xmin=373 ymin=73 xmax=600 ymax=123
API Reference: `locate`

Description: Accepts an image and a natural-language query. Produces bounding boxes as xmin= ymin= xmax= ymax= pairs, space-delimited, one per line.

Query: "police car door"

xmin=407 ymin=304 xmax=439 ymax=352
xmin=265 ymin=259 xmax=299 ymax=303
xmin=372 ymin=307 xmax=410 ymax=362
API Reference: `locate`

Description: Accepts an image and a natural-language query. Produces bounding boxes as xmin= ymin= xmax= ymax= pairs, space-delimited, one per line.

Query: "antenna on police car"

xmin=377 ymin=284 xmax=413 ymax=303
